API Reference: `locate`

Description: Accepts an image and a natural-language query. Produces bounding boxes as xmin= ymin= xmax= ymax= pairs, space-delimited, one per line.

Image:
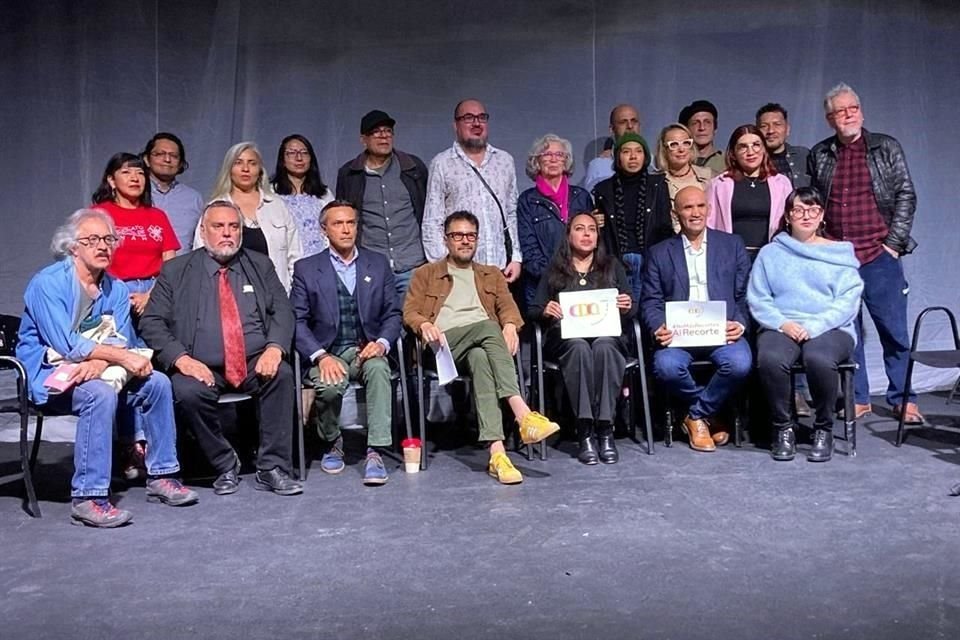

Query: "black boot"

xmin=808 ymin=428 xmax=833 ymax=462
xmin=577 ymin=421 xmax=598 ymax=465
xmin=596 ymin=422 xmax=619 ymax=464
xmin=770 ymin=425 xmax=796 ymax=461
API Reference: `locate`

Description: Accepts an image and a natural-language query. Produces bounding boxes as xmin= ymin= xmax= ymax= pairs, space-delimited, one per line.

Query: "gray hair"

xmin=209 ymin=141 xmax=274 ymax=200
xmin=525 ymin=133 xmax=575 ymax=180
xmin=50 ymin=208 xmax=116 ymax=259
xmin=202 ymin=199 xmax=243 ymax=222
xmin=823 ymin=82 xmax=861 ymax=113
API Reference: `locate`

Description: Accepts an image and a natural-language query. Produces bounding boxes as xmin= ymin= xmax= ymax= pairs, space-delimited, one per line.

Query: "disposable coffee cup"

xmin=401 ymin=437 xmax=422 ymax=473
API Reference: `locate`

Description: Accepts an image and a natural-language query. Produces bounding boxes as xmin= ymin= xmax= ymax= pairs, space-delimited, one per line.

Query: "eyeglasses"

xmin=539 ymin=151 xmax=568 ymax=160
xmin=366 ymin=127 xmax=394 ymax=137
xmin=284 ymin=149 xmax=311 ymax=159
xmin=789 ymin=206 xmax=823 ymax=219
xmin=665 ymin=138 xmax=694 ymax=152
xmin=445 ymin=231 xmax=478 ymax=242
xmin=454 ymin=112 xmax=490 ymax=124
xmin=735 ymin=141 xmax=764 ymax=153
xmin=149 ymin=151 xmax=180 ymax=161
xmin=77 ymin=234 xmax=119 ymax=247
xmin=829 ymin=104 xmax=860 ymax=119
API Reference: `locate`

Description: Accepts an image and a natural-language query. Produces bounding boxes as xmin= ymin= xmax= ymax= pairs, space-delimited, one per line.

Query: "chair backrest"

xmin=0 ymin=314 xmax=22 ymax=357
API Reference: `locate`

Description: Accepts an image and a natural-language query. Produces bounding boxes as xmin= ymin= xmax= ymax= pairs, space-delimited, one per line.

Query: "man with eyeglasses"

xmin=679 ymin=100 xmax=726 ymax=175
xmin=404 ymin=211 xmax=560 ymax=484
xmin=142 ymin=132 xmax=204 ymax=253
xmin=808 ymin=82 xmax=919 ymax=424
xmin=422 ymin=100 xmax=522 ymax=284
xmin=17 ymin=208 xmax=199 ymax=527
xmin=335 ymin=110 xmax=428 ymax=300
xmin=582 ymin=103 xmax=643 ymax=192
xmin=755 ymin=103 xmax=811 ymax=188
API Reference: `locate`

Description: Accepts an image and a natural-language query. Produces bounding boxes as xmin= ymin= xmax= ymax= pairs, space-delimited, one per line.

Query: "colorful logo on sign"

xmin=567 ymin=303 xmax=602 ymax=318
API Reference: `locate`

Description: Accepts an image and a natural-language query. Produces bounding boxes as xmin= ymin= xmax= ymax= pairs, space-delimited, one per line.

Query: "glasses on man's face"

xmin=445 ymin=231 xmax=478 ymax=242
xmin=284 ymin=149 xmax=311 ymax=159
xmin=77 ymin=234 xmax=119 ymax=248
xmin=539 ymin=151 xmax=568 ymax=160
xmin=789 ymin=206 xmax=823 ymax=219
xmin=455 ymin=112 xmax=490 ymax=124
xmin=665 ymin=138 xmax=694 ymax=152
xmin=829 ymin=104 xmax=860 ymax=119
xmin=367 ymin=127 xmax=394 ymax=138
xmin=150 ymin=151 xmax=180 ymax=161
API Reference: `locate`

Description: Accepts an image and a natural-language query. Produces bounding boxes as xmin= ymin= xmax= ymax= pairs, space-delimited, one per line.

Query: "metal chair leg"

xmin=20 ymin=406 xmax=40 ymax=517
xmin=896 ymin=359 xmax=916 ymax=447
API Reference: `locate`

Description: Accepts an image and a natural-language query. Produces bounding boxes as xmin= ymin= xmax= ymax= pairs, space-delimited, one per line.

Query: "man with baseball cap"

xmin=678 ymin=100 xmax=725 ymax=175
xmin=336 ymin=109 xmax=429 ymax=299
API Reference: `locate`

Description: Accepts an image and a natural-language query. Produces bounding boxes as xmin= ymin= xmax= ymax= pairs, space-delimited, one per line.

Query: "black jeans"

xmin=171 ymin=355 xmax=295 ymax=474
xmin=756 ymin=329 xmax=854 ymax=430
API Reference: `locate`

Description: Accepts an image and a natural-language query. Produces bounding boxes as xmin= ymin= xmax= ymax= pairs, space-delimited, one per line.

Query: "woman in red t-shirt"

xmin=92 ymin=152 xmax=180 ymax=316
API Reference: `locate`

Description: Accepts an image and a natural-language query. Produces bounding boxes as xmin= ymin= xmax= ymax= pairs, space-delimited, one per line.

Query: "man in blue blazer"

xmin=290 ymin=200 xmax=401 ymax=485
xmin=641 ymin=186 xmax=752 ymax=452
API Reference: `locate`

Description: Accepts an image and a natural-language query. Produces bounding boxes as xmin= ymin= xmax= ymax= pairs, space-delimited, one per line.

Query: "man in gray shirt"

xmin=336 ymin=110 xmax=428 ymax=301
xmin=142 ymin=132 xmax=205 ymax=253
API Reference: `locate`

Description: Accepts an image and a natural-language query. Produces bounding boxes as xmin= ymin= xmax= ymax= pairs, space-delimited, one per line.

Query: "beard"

xmin=460 ymin=135 xmax=487 ymax=151
xmin=206 ymin=243 xmax=240 ymax=263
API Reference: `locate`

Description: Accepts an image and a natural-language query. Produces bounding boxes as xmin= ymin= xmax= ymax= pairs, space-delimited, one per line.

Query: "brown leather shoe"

xmin=681 ymin=416 xmax=716 ymax=452
xmin=893 ymin=402 xmax=924 ymax=425
xmin=706 ymin=417 xmax=730 ymax=446
xmin=854 ymin=403 xmax=873 ymax=419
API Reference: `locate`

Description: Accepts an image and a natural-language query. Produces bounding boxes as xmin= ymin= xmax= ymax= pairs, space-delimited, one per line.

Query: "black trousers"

xmin=756 ymin=329 xmax=854 ymax=430
xmin=171 ymin=354 xmax=294 ymax=473
xmin=546 ymin=332 xmax=626 ymax=424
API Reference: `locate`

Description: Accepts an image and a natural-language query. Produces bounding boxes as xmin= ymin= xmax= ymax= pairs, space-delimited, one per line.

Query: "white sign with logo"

xmin=665 ymin=300 xmax=727 ymax=347
xmin=559 ymin=288 xmax=621 ymax=339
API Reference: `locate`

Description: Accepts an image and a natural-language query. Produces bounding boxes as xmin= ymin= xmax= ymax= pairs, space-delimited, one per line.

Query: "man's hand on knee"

xmin=317 ymin=354 xmax=347 ymax=385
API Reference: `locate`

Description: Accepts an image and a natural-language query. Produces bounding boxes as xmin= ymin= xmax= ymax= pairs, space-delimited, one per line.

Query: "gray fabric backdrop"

xmin=1 ymin=0 xmax=957 ymax=393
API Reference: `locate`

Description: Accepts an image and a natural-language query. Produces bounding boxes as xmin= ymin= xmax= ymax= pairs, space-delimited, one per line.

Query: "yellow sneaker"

xmin=487 ymin=452 xmax=523 ymax=485
xmin=518 ymin=411 xmax=561 ymax=445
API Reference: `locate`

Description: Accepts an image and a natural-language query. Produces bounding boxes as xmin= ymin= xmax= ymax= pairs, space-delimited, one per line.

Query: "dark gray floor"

xmin=2 ymin=393 xmax=960 ymax=640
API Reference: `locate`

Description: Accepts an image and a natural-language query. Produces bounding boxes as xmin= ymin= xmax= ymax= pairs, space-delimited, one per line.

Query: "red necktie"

xmin=218 ymin=267 xmax=247 ymax=386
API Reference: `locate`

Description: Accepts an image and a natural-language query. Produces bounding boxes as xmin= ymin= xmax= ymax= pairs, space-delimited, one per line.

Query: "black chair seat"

xmin=911 ymin=350 xmax=960 ymax=369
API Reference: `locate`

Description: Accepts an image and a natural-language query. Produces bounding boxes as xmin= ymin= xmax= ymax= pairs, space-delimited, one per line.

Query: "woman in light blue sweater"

xmin=748 ymin=187 xmax=864 ymax=462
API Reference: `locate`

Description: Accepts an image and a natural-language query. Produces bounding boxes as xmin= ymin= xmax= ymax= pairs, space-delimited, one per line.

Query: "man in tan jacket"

xmin=404 ymin=210 xmax=559 ymax=484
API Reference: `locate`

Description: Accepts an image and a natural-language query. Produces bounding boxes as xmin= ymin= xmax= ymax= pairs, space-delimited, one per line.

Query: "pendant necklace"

xmin=576 ymin=270 xmax=588 ymax=286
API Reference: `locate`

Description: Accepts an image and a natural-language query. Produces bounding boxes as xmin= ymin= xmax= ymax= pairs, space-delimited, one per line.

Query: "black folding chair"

xmin=661 ymin=358 xmax=746 ymax=448
xmin=0 ymin=314 xmax=43 ymax=517
xmin=529 ymin=317 xmax=654 ymax=456
xmin=789 ymin=360 xmax=859 ymax=456
xmin=896 ymin=306 xmax=960 ymax=447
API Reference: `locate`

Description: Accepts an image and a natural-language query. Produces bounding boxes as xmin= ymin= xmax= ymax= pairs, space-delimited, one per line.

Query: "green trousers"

xmin=443 ymin=320 xmax=521 ymax=442
xmin=306 ymin=347 xmax=392 ymax=447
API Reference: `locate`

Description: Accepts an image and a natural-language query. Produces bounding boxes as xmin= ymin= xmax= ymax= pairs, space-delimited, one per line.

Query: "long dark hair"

xmin=91 ymin=152 xmax=152 ymax=206
xmin=271 ymin=134 xmax=328 ymax=197
xmin=723 ymin=124 xmax=778 ymax=182
xmin=546 ymin=212 xmax=618 ymax=292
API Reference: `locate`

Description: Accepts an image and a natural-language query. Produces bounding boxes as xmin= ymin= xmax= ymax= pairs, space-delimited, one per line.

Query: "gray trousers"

xmin=547 ymin=333 xmax=626 ymax=424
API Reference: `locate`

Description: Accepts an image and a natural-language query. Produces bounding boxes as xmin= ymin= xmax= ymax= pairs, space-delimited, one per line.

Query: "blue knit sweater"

xmin=747 ymin=233 xmax=864 ymax=343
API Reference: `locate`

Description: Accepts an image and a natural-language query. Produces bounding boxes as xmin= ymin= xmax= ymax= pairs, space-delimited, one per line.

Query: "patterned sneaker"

xmin=70 ymin=498 xmax=133 ymax=528
xmin=487 ymin=452 xmax=523 ymax=485
xmin=320 ymin=437 xmax=345 ymax=474
xmin=122 ymin=441 xmax=147 ymax=481
xmin=518 ymin=411 xmax=560 ymax=445
xmin=363 ymin=449 xmax=389 ymax=486
xmin=146 ymin=477 xmax=200 ymax=506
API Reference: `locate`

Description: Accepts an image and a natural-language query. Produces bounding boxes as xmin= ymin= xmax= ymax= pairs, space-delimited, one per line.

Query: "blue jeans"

xmin=622 ymin=253 xmax=643 ymax=307
xmin=653 ymin=339 xmax=753 ymax=419
xmin=853 ymin=251 xmax=914 ymax=406
xmin=123 ymin=277 xmax=156 ymax=295
xmin=121 ymin=277 xmax=156 ymax=441
xmin=393 ymin=268 xmax=415 ymax=308
xmin=44 ymin=373 xmax=181 ymax=498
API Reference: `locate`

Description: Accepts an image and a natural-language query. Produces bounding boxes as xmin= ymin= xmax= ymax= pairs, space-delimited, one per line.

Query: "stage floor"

xmin=2 ymin=393 xmax=959 ymax=639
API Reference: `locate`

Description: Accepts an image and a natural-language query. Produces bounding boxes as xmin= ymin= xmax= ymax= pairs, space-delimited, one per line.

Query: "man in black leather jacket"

xmin=808 ymin=82 xmax=920 ymax=425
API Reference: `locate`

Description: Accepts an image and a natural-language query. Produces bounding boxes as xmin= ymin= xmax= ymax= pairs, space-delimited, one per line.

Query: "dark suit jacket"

xmin=140 ymin=248 xmax=295 ymax=370
xmin=640 ymin=229 xmax=751 ymax=338
xmin=290 ymin=248 xmax=401 ymax=362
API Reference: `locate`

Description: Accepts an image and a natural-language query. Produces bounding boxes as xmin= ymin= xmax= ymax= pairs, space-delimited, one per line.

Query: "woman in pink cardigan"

xmin=706 ymin=124 xmax=793 ymax=257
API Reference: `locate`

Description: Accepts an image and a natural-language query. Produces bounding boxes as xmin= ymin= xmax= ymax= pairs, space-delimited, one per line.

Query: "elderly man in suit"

xmin=140 ymin=200 xmax=302 ymax=496
xmin=641 ymin=186 xmax=753 ymax=452
xmin=290 ymin=200 xmax=401 ymax=485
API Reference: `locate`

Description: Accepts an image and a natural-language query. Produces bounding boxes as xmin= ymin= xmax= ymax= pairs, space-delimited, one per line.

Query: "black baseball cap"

xmin=360 ymin=110 xmax=396 ymax=135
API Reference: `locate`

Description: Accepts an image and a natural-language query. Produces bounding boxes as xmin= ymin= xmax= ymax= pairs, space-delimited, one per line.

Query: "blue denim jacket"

xmin=16 ymin=260 xmax=136 ymax=404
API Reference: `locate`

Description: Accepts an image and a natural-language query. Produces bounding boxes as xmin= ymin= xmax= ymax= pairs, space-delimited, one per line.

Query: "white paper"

xmin=431 ymin=340 xmax=459 ymax=385
xmin=558 ymin=288 xmax=622 ymax=339
xmin=665 ymin=300 xmax=727 ymax=347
